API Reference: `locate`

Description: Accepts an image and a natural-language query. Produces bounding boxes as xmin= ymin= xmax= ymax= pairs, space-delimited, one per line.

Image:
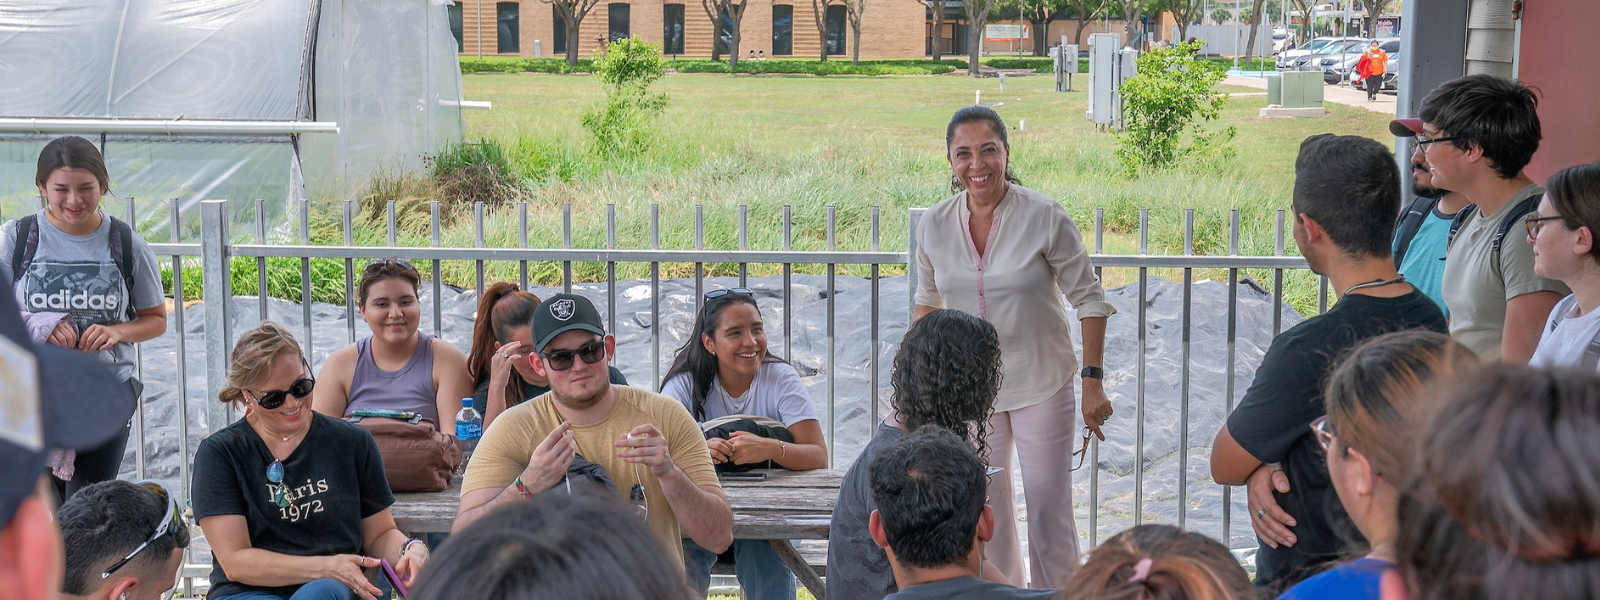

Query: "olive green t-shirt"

xmin=1442 ymin=183 xmax=1569 ymax=360
xmin=460 ymin=385 xmax=720 ymax=559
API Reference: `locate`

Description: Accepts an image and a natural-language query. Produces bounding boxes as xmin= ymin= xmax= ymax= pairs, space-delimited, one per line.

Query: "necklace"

xmin=1341 ymin=276 xmax=1407 ymax=299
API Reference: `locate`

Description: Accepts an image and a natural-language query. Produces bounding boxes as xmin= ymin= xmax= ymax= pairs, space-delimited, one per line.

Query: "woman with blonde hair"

xmin=191 ymin=322 xmax=428 ymax=600
xmin=1058 ymin=524 xmax=1253 ymax=600
xmin=1277 ymin=330 xmax=1477 ymax=600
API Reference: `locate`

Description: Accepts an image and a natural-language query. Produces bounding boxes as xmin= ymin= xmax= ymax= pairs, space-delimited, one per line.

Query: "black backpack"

xmin=9 ymin=213 xmax=139 ymax=321
xmin=1444 ymin=194 xmax=1541 ymax=280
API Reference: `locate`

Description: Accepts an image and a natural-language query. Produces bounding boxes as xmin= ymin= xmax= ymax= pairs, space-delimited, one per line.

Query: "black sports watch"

xmin=1080 ymin=366 xmax=1104 ymax=380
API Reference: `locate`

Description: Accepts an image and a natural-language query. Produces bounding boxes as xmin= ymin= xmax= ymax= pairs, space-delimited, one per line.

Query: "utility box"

xmin=1280 ymin=71 xmax=1323 ymax=108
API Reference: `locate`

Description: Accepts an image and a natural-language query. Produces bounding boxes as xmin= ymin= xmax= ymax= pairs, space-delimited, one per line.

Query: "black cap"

xmin=0 ymin=268 xmax=136 ymax=527
xmin=532 ymin=293 xmax=606 ymax=353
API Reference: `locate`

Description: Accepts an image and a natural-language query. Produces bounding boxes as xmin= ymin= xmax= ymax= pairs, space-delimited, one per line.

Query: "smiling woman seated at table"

xmin=192 ymin=322 xmax=429 ymax=600
xmin=660 ymin=287 xmax=828 ymax=600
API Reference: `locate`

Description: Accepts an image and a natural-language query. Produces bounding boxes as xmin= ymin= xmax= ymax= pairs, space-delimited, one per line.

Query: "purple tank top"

xmin=347 ymin=332 xmax=441 ymax=428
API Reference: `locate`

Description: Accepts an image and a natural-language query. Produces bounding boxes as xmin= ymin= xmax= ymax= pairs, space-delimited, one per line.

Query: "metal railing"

xmin=29 ymin=197 xmax=1323 ymax=589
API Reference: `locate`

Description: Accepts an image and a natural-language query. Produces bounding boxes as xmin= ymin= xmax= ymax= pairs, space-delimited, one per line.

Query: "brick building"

xmin=449 ymin=0 xmax=925 ymax=60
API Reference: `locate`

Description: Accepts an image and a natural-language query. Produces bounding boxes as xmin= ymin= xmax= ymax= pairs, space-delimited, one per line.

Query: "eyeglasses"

xmin=1526 ymin=215 xmax=1565 ymax=239
xmin=1070 ymin=428 xmax=1094 ymax=471
xmin=267 ymin=459 xmax=290 ymax=508
xmin=1310 ymin=415 xmax=1337 ymax=452
xmin=101 ymin=480 xmax=184 ymax=579
xmin=247 ymin=360 xmax=315 ymax=410
xmin=705 ymin=288 xmax=754 ymax=301
xmin=1415 ymin=134 xmax=1459 ymax=149
xmin=539 ymin=338 xmax=607 ymax=372
xmin=364 ymin=257 xmax=417 ymax=274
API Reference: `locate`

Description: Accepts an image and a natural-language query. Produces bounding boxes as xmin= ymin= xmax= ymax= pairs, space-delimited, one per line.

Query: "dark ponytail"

xmin=662 ymin=293 xmax=785 ymax=421
xmin=468 ymin=282 xmax=543 ymax=391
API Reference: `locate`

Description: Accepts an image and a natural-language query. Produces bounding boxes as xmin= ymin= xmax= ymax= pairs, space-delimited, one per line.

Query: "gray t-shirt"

xmin=2 ymin=210 xmax=164 ymax=381
xmin=827 ymin=422 xmax=906 ymax=600
xmin=884 ymin=577 xmax=1056 ymax=600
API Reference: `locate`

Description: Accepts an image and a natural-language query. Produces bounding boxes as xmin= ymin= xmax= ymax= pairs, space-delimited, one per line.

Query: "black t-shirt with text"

xmin=1226 ymin=289 xmax=1446 ymax=591
xmin=192 ymin=413 xmax=395 ymax=599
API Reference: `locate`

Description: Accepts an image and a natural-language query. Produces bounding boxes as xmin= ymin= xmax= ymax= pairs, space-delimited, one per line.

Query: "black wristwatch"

xmin=1080 ymin=366 xmax=1104 ymax=380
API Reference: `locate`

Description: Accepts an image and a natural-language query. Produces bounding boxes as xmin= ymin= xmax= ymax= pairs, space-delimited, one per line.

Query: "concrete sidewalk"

xmin=1224 ymin=75 xmax=1397 ymax=115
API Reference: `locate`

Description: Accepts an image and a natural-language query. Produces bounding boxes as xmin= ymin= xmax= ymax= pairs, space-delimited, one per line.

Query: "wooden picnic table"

xmin=392 ymin=468 xmax=843 ymax=599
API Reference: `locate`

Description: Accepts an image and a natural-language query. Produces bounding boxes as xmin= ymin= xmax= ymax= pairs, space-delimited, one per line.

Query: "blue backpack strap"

xmin=9 ymin=214 xmax=39 ymax=285
xmin=1392 ymin=195 xmax=1440 ymax=268
xmin=107 ymin=216 xmax=138 ymax=321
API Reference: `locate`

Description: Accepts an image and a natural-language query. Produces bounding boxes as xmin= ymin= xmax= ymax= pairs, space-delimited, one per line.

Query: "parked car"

xmin=1292 ymin=39 xmax=1365 ymax=71
xmin=1323 ymin=38 xmax=1400 ymax=83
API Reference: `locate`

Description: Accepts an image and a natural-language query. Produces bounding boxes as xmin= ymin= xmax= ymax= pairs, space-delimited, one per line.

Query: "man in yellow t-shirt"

xmin=452 ymin=293 xmax=732 ymax=560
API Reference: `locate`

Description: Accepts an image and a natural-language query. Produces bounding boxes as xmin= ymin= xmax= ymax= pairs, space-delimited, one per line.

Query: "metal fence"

xmin=31 ymin=197 xmax=1322 ymax=587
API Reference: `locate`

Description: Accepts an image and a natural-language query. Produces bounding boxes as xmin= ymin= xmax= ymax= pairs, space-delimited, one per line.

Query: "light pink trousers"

xmin=983 ymin=382 xmax=1081 ymax=589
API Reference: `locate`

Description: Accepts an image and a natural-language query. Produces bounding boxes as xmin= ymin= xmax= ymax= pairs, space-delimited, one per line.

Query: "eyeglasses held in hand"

xmin=538 ymin=338 xmax=607 ymax=371
xmin=101 ymin=480 xmax=185 ymax=579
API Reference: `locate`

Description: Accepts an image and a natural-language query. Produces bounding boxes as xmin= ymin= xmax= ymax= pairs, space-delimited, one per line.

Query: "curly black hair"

xmin=891 ymin=309 xmax=1002 ymax=460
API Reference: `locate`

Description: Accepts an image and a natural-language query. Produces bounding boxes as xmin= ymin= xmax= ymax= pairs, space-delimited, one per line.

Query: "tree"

xmin=1209 ymin=6 xmax=1231 ymax=24
xmin=702 ymin=0 xmax=751 ymax=66
xmin=811 ymin=0 xmax=840 ymax=60
xmin=842 ymin=0 xmax=867 ymax=64
xmin=961 ymin=0 xmax=1000 ymax=75
xmin=1069 ymin=0 xmax=1111 ymax=44
xmin=1164 ymin=0 xmax=1203 ymax=44
xmin=1241 ymin=0 xmax=1265 ymax=62
xmin=543 ymin=0 xmax=603 ymax=66
xmin=1356 ymin=0 xmax=1392 ymax=36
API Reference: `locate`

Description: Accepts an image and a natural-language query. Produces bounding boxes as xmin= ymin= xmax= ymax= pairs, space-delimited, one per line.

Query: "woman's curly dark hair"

xmin=891 ymin=309 xmax=1002 ymax=460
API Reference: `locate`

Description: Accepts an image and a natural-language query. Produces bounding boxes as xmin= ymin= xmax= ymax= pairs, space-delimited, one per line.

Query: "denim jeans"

xmin=216 ymin=578 xmax=360 ymax=600
xmin=683 ymin=539 xmax=798 ymax=600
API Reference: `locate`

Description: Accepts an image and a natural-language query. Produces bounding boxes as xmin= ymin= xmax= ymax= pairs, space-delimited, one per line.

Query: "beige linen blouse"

xmin=914 ymin=185 xmax=1115 ymax=413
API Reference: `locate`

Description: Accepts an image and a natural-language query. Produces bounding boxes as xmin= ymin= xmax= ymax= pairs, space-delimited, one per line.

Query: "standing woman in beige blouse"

xmin=913 ymin=106 xmax=1115 ymax=589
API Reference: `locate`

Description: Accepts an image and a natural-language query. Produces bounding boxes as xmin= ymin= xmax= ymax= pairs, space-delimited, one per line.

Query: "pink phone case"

xmin=380 ymin=558 xmax=409 ymax=598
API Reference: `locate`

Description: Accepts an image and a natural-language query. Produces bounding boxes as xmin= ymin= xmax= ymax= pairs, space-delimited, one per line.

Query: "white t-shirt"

xmin=1530 ymin=294 xmax=1600 ymax=372
xmin=661 ymin=361 xmax=820 ymax=426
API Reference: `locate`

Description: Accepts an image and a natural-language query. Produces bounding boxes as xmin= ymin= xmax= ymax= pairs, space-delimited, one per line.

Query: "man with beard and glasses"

xmin=1389 ymin=118 xmax=1472 ymax=315
xmin=451 ymin=293 xmax=732 ymax=561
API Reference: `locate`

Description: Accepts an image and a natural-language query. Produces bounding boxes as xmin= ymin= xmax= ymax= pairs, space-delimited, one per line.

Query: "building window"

xmin=553 ymin=4 xmax=567 ymax=54
xmin=496 ymin=2 xmax=520 ymax=53
xmin=825 ymin=5 xmax=846 ymax=55
xmin=608 ymin=3 xmax=630 ymax=42
xmin=448 ymin=2 xmax=464 ymax=52
xmin=663 ymin=4 xmax=685 ymax=55
xmin=772 ymin=5 xmax=793 ymax=55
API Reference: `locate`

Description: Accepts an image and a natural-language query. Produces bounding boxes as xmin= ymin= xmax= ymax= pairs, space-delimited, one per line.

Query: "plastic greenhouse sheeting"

xmin=0 ymin=0 xmax=464 ymax=237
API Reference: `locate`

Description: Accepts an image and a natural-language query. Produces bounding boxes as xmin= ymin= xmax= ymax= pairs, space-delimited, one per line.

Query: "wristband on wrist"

xmin=513 ymin=476 xmax=533 ymax=499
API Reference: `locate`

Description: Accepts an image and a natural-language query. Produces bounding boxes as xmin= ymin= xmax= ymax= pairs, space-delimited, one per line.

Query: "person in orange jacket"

xmin=1355 ymin=40 xmax=1389 ymax=101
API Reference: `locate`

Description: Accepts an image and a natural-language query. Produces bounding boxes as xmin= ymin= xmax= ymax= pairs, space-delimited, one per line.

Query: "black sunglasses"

xmin=249 ymin=356 xmax=316 ymax=410
xmin=539 ymin=338 xmax=607 ymax=372
xmin=101 ymin=480 xmax=184 ymax=579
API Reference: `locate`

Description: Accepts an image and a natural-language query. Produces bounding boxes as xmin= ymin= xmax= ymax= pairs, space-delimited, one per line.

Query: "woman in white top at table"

xmin=660 ymin=287 xmax=827 ymax=600
xmin=913 ymin=106 xmax=1115 ymax=589
xmin=1528 ymin=162 xmax=1600 ymax=371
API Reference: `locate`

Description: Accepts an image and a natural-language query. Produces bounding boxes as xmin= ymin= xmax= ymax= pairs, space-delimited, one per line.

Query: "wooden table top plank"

xmin=392 ymin=468 xmax=843 ymax=540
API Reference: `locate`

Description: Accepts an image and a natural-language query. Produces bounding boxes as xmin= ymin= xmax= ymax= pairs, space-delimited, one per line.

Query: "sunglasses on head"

xmin=102 ymin=480 xmax=184 ymax=579
xmin=538 ymin=338 xmax=607 ymax=372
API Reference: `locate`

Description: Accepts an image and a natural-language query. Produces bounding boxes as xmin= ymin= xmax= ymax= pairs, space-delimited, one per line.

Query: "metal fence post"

xmin=201 ymin=199 xmax=235 ymax=435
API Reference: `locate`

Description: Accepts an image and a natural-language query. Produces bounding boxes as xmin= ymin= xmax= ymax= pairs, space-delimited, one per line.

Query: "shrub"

xmin=583 ymin=39 xmax=669 ymax=160
xmin=1114 ymin=41 xmax=1236 ymax=176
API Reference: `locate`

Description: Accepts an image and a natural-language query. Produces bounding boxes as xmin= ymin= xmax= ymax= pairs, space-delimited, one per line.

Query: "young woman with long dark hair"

xmin=827 ymin=308 xmax=1006 ymax=600
xmin=660 ymin=288 xmax=826 ymax=600
xmin=3 ymin=135 xmax=167 ymax=500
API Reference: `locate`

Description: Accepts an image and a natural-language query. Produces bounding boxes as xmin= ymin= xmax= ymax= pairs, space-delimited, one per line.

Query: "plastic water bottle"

xmin=455 ymin=397 xmax=482 ymax=472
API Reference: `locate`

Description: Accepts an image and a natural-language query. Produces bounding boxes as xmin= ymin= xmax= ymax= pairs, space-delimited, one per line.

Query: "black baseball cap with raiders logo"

xmin=532 ymin=293 xmax=607 ymax=352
